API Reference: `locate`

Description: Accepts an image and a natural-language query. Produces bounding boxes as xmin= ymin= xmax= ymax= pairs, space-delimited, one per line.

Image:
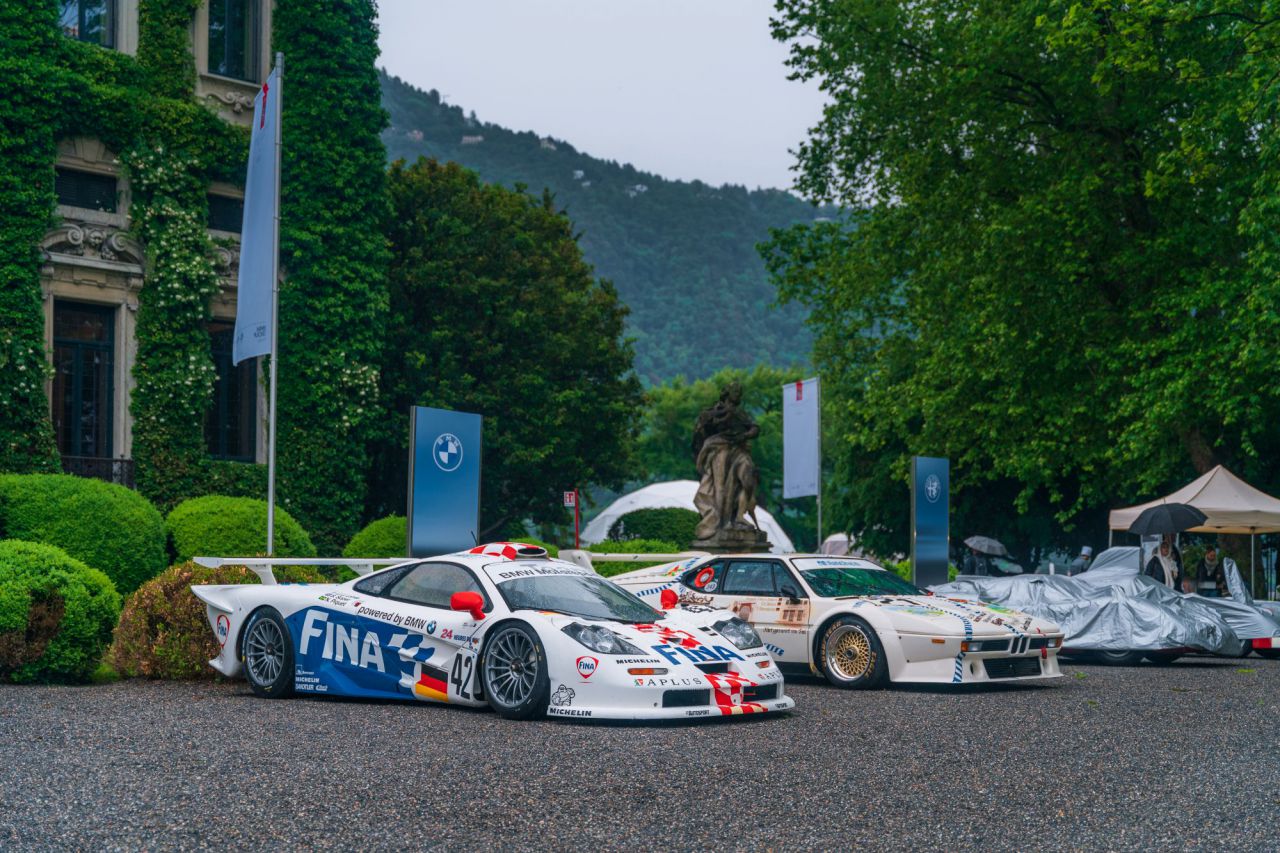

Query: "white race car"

xmin=611 ymin=554 xmax=1065 ymax=688
xmin=191 ymin=543 xmax=794 ymax=721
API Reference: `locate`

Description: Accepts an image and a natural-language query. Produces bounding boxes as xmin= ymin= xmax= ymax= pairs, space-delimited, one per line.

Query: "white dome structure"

xmin=581 ymin=480 xmax=795 ymax=554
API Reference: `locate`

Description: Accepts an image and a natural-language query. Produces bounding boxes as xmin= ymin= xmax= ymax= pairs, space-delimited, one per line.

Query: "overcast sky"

xmin=376 ymin=0 xmax=825 ymax=190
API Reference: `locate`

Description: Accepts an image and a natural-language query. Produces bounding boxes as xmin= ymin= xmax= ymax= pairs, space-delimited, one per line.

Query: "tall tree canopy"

xmin=765 ymin=0 xmax=1280 ymax=557
xmin=368 ymin=158 xmax=642 ymax=538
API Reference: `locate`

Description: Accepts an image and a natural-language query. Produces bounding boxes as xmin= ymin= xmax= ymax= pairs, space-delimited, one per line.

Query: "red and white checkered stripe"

xmin=703 ymin=672 xmax=765 ymax=715
xmin=633 ymin=623 xmax=702 ymax=649
xmin=468 ymin=542 xmax=523 ymax=560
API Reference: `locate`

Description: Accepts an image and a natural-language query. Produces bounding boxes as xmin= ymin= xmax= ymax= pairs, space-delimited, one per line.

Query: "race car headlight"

xmin=561 ymin=623 xmax=644 ymax=655
xmin=712 ymin=618 xmax=763 ymax=650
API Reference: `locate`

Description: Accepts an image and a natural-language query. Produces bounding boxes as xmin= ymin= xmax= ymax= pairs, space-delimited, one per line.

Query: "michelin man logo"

xmin=433 ymin=433 xmax=463 ymax=472
xmin=551 ymin=684 xmax=575 ymax=707
xmin=925 ymin=474 xmax=941 ymax=503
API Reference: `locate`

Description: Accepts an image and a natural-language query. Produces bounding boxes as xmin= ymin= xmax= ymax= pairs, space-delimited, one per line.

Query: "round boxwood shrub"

xmin=110 ymin=560 xmax=326 ymax=680
xmin=589 ymin=538 xmax=684 ymax=576
xmin=342 ymin=515 xmax=406 ymax=558
xmin=607 ymin=507 xmax=699 ymax=548
xmin=0 ymin=540 xmax=121 ymax=683
xmin=166 ymin=496 xmax=317 ymax=564
xmin=0 ymin=473 xmax=166 ymax=593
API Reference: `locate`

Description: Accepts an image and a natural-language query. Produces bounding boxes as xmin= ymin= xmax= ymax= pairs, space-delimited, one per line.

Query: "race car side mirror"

xmin=780 ymin=583 xmax=801 ymax=604
xmin=660 ymin=588 xmax=678 ymax=610
xmin=450 ymin=591 xmax=486 ymax=621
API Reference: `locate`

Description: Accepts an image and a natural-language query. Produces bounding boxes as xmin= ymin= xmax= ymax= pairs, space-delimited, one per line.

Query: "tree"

xmin=765 ymin=1 xmax=1280 ymax=557
xmin=274 ymin=0 xmax=390 ymax=551
xmin=637 ymin=364 xmax=825 ymax=550
xmin=368 ymin=158 xmax=642 ymax=538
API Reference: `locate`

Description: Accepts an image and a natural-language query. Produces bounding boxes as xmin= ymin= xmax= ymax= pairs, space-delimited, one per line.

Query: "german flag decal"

xmin=414 ymin=663 xmax=449 ymax=702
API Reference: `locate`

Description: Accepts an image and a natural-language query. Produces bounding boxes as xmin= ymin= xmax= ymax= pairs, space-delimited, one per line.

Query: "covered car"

xmin=611 ymin=554 xmax=1064 ymax=688
xmin=191 ymin=543 xmax=794 ymax=721
xmin=934 ymin=546 xmax=1280 ymax=663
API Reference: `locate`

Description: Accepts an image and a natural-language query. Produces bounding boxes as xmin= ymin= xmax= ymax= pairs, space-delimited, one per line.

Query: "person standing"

xmin=1068 ymin=546 xmax=1093 ymax=575
xmin=1194 ymin=545 xmax=1228 ymax=598
xmin=1144 ymin=540 xmax=1183 ymax=589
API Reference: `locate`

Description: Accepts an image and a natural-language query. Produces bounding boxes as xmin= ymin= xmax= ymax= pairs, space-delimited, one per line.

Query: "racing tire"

xmin=817 ymin=616 xmax=888 ymax=689
xmin=481 ymin=622 xmax=550 ymax=720
xmin=1256 ymin=648 xmax=1280 ymax=660
xmin=1143 ymin=651 xmax=1182 ymax=665
xmin=241 ymin=608 xmax=295 ymax=699
xmin=1092 ymin=650 xmax=1146 ymax=666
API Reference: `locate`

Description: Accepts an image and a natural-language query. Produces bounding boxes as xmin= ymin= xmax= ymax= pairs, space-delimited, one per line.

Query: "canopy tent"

xmin=581 ymin=480 xmax=796 ymax=554
xmin=1108 ymin=465 xmax=1280 ymax=534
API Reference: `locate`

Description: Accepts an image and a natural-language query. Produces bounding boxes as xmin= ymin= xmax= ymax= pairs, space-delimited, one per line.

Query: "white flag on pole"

xmin=783 ymin=377 xmax=820 ymax=498
xmin=233 ymin=64 xmax=281 ymax=366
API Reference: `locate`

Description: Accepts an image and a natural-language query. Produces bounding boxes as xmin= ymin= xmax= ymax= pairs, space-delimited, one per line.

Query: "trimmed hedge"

xmin=206 ymin=461 xmax=268 ymax=499
xmin=110 ymin=560 xmax=325 ymax=680
xmin=166 ymin=496 xmax=317 ymax=564
xmin=607 ymin=507 xmax=699 ymax=549
xmin=589 ymin=538 xmax=683 ymax=576
xmin=0 ymin=540 xmax=121 ymax=683
xmin=343 ymin=516 xmax=407 ymax=558
xmin=0 ymin=474 xmax=166 ymax=593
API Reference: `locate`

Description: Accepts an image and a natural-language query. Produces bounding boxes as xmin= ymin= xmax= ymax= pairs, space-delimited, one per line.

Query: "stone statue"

xmin=691 ymin=381 xmax=770 ymax=550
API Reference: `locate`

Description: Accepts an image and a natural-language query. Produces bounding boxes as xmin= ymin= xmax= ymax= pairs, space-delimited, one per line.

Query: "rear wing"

xmin=559 ymin=550 xmax=709 ymax=572
xmin=193 ymin=556 xmax=411 ymax=585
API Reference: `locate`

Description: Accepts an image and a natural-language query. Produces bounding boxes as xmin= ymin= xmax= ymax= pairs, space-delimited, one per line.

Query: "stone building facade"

xmin=45 ymin=0 xmax=274 ymax=484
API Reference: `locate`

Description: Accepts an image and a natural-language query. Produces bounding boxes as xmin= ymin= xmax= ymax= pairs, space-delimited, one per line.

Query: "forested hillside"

xmin=380 ymin=71 xmax=822 ymax=383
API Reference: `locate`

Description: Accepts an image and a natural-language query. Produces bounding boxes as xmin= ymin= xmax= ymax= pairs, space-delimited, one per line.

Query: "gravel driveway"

xmin=1 ymin=657 xmax=1277 ymax=851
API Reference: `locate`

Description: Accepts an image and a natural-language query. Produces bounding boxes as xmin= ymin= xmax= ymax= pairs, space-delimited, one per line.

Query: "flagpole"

xmin=816 ymin=376 xmax=822 ymax=551
xmin=266 ymin=52 xmax=283 ymax=556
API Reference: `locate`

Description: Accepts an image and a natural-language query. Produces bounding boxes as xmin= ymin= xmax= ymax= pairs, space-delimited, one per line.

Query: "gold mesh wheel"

xmin=826 ymin=623 xmax=875 ymax=681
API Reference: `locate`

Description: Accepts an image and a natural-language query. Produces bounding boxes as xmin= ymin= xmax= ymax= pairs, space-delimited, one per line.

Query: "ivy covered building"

xmin=43 ymin=0 xmax=272 ymax=482
xmin=4 ymin=0 xmax=389 ymax=550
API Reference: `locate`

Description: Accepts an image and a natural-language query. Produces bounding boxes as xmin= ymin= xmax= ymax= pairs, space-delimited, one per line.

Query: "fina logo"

xmin=433 ymin=433 xmax=463 ymax=472
xmin=925 ymin=473 xmax=942 ymax=503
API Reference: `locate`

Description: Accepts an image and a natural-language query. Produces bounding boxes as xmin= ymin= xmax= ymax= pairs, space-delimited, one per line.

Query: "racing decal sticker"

xmin=764 ymin=643 xmax=785 ymax=657
xmin=651 ymin=643 xmax=745 ymax=666
xmin=692 ymin=567 xmax=716 ymax=588
xmin=215 ymin=614 xmax=230 ymax=649
xmin=703 ymin=672 xmax=765 ymax=715
xmin=952 ymin=616 xmax=973 ymax=684
xmin=426 ymin=620 xmax=437 ymax=635
xmin=576 ymin=656 xmax=598 ymax=679
xmin=415 ymin=662 xmax=450 ymax=702
xmin=551 ymin=684 xmax=575 ymax=706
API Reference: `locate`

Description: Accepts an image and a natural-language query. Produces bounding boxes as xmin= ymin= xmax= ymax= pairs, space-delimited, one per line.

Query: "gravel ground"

xmin=1 ymin=657 xmax=1278 ymax=851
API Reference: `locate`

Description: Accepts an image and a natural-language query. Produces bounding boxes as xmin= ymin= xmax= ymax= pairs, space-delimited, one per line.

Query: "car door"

xmin=704 ymin=559 xmax=812 ymax=663
xmin=376 ymin=558 xmax=491 ymax=701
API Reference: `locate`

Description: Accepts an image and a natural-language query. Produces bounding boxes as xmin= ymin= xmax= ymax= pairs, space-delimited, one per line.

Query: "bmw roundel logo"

xmin=433 ymin=433 xmax=463 ymax=472
xmin=925 ymin=474 xmax=942 ymax=503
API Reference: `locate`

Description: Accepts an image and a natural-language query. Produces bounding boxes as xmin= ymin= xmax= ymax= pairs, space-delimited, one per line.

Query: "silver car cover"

xmin=933 ymin=547 xmax=1280 ymax=655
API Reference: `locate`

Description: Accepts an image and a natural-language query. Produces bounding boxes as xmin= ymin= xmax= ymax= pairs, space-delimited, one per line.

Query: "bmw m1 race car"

xmin=611 ymin=554 xmax=1065 ymax=688
xmin=191 ymin=543 xmax=794 ymax=721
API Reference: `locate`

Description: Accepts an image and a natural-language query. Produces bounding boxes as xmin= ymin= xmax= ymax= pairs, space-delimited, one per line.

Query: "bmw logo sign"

xmin=925 ymin=474 xmax=942 ymax=503
xmin=433 ymin=433 xmax=463 ymax=472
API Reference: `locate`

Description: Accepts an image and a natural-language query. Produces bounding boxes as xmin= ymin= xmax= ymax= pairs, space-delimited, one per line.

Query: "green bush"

xmin=343 ymin=516 xmax=407 ymax=558
xmin=110 ymin=560 xmax=325 ymax=680
xmin=607 ymin=508 xmax=699 ymax=548
xmin=166 ymin=496 xmax=317 ymax=564
xmin=886 ymin=560 xmax=959 ymax=584
xmin=589 ymin=538 xmax=684 ymax=576
xmin=0 ymin=473 xmax=166 ymax=593
xmin=0 ymin=540 xmax=121 ymax=683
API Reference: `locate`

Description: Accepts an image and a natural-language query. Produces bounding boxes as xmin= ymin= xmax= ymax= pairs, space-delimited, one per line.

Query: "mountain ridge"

xmin=379 ymin=70 xmax=820 ymax=383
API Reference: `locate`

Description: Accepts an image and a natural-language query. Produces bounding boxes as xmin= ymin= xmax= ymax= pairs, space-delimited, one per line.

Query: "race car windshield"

xmin=497 ymin=574 xmax=663 ymax=623
xmin=803 ymin=568 xmax=923 ymax=598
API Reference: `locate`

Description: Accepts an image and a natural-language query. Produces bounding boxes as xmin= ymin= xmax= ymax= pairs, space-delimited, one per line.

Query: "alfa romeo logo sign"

xmin=433 ymin=433 xmax=463 ymax=472
xmin=925 ymin=473 xmax=942 ymax=503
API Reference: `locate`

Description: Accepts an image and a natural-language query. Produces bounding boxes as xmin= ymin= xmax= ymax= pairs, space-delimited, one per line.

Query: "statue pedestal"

xmin=692 ymin=527 xmax=772 ymax=554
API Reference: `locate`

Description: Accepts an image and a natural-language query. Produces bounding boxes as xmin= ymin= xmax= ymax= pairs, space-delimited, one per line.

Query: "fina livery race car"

xmin=611 ymin=555 xmax=1065 ymax=688
xmin=191 ymin=543 xmax=794 ymax=721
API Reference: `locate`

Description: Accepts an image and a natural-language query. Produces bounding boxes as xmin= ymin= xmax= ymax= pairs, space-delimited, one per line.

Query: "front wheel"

xmin=818 ymin=616 xmax=887 ymax=689
xmin=481 ymin=622 xmax=549 ymax=720
xmin=242 ymin=608 xmax=294 ymax=699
